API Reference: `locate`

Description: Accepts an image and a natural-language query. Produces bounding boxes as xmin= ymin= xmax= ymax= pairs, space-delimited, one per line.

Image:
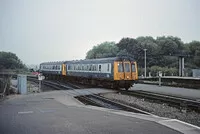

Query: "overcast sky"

xmin=0 ymin=0 xmax=200 ymax=65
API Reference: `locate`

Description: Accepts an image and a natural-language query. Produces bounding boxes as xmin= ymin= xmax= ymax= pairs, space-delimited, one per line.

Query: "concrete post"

xmin=149 ymin=72 xmax=151 ymax=77
xmin=179 ymin=57 xmax=184 ymax=77
xmin=17 ymin=75 xmax=27 ymax=94
xmin=159 ymin=76 xmax=161 ymax=87
xmin=39 ymin=80 xmax=41 ymax=92
xmin=158 ymin=71 xmax=162 ymax=87
xmin=144 ymin=49 xmax=147 ymax=78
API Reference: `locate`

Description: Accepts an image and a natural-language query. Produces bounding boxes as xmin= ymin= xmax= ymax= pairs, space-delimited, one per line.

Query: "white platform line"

xmin=165 ymin=119 xmax=200 ymax=129
xmin=18 ymin=111 xmax=34 ymax=114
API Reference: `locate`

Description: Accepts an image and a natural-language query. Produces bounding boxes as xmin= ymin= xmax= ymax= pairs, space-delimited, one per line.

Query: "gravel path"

xmin=100 ymin=92 xmax=200 ymax=127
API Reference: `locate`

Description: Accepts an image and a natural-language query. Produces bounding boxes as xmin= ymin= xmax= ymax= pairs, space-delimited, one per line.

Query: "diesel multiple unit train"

xmin=39 ymin=56 xmax=138 ymax=90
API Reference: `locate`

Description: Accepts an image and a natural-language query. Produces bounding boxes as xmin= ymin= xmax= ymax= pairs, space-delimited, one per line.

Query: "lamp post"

xmin=144 ymin=49 xmax=147 ymax=78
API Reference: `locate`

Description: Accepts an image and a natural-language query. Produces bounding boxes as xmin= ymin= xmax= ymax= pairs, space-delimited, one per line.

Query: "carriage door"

xmin=131 ymin=62 xmax=138 ymax=80
xmin=62 ymin=64 xmax=66 ymax=75
xmin=123 ymin=62 xmax=131 ymax=80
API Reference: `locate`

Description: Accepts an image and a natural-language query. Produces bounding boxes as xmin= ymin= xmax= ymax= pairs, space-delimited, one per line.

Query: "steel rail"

xmin=120 ymin=90 xmax=200 ymax=111
xmin=25 ymin=76 xmax=200 ymax=111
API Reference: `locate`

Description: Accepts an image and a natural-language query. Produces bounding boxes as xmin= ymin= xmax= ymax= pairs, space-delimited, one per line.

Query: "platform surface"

xmin=1 ymin=91 xmax=200 ymax=134
xmin=131 ymin=84 xmax=200 ymax=100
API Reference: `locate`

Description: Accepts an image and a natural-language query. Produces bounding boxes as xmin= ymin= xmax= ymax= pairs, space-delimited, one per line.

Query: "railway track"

xmin=28 ymin=76 xmax=200 ymax=113
xmin=27 ymin=77 xmax=152 ymax=115
xmin=120 ymin=90 xmax=200 ymax=111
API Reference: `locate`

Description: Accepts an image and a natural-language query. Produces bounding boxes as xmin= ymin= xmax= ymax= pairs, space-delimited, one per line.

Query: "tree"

xmin=156 ymin=36 xmax=184 ymax=55
xmin=136 ymin=36 xmax=159 ymax=67
xmin=0 ymin=51 xmax=26 ymax=70
xmin=116 ymin=37 xmax=140 ymax=62
xmin=85 ymin=36 xmax=200 ymax=75
xmin=86 ymin=42 xmax=119 ymax=59
xmin=116 ymin=38 xmax=138 ymax=56
xmin=188 ymin=41 xmax=200 ymax=67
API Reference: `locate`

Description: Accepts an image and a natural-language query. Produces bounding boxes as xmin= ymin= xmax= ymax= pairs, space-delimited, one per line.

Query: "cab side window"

xmin=132 ymin=64 xmax=135 ymax=72
xmin=118 ymin=63 xmax=123 ymax=72
xmin=125 ymin=63 xmax=130 ymax=72
xmin=99 ymin=65 xmax=101 ymax=72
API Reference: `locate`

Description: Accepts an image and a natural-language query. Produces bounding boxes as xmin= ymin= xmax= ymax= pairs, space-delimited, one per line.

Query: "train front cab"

xmin=114 ymin=60 xmax=138 ymax=90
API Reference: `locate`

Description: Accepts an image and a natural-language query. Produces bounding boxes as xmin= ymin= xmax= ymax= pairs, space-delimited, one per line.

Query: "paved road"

xmin=131 ymin=84 xmax=200 ymax=100
xmin=0 ymin=91 xmax=192 ymax=134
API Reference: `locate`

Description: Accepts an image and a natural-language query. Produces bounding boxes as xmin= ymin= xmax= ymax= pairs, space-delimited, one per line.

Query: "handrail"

xmin=0 ymin=76 xmax=12 ymax=99
xmin=0 ymin=81 xmax=8 ymax=99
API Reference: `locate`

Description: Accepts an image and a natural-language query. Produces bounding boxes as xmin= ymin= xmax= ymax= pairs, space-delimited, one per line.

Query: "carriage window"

xmin=125 ymin=63 xmax=130 ymax=72
xmin=91 ymin=65 xmax=93 ymax=71
xmin=89 ymin=65 xmax=92 ymax=71
xmin=99 ymin=65 xmax=101 ymax=71
xmin=64 ymin=65 xmax=66 ymax=71
xmin=94 ymin=65 xmax=97 ymax=71
xmin=132 ymin=64 xmax=135 ymax=72
xmin=118 ymin=63 xmax=123 ymax=72
xmin=107 ymin=64 xmax=109 ymax=71
xmin=78 ymin=65 xmax=81 ymax=70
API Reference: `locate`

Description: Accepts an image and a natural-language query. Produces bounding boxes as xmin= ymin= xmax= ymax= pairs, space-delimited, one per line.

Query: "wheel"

xmin=125 ymin=86 xmax=129 ymax=90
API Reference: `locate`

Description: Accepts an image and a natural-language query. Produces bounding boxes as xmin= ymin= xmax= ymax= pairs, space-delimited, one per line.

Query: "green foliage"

xmin=86 ymin=42 xmax=119 ymax=59
xmin=188 ymin=41 xmax=200 ymax=67
xmin=139 ymin=66 xmax=178 ymax=77
xmin=0 ymin=51 xmax=26 ymax=70
xmin=86 ymin=36 xmax=200 ymax=71
xmin=116 ymin=38 xmax=139 ymax=59
xmin=156 ymin=36 xmax=184 ymax=55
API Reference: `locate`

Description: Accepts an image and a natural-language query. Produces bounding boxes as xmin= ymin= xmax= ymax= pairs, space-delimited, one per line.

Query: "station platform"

xmin=0 ymin=91 xmax=199 ymax=134
xmin=131 ymin=84 xmax=200 ymax=100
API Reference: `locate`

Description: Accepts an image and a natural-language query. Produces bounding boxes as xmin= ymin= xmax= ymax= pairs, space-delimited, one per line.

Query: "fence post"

xmin=158 ymin=71 xmax=162 ymax=87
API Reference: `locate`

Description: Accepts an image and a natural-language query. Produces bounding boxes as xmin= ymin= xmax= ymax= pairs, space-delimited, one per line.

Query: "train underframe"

xmin=43 ymin=74 xmax=134 ymax=90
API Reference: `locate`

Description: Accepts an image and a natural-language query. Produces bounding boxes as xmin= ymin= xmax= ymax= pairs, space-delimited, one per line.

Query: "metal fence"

xmin=192 ymin=69 xmax=200 ymax=78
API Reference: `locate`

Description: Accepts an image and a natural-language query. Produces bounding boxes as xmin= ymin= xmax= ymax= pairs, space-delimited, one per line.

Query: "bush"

xmin=139 ymin=66 xmax=178 ymax=77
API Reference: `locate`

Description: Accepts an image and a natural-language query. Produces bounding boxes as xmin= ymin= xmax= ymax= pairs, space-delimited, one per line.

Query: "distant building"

xmin=26 ymin=64 xmax=39 ymax=71
xmin=192 ymin=69 xmax=200 ymax=78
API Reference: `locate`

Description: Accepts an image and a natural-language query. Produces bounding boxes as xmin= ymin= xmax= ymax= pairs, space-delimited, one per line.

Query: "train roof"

xmin=40 ymin=56 xmax=135 ymax=65
xmin=66 ymin=56 xmax=135 ymax=64
xmin=40 ymin=61 xmax=67 ymax=65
